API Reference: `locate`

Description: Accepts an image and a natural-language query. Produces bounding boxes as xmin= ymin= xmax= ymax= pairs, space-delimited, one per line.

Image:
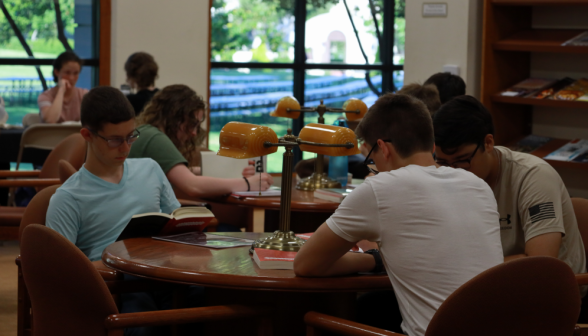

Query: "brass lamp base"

xmin=249 ymin=230 xmax=306 ymax=253
xmin=296 ymin=172 xmax=342 ymax=191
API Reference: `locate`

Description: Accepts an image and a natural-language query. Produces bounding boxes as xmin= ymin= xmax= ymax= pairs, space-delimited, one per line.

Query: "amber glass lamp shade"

xmin=217 ymin=122 xmax=279 ymax=159
xmin=270 ymin=96 xmax=301 ymax=119
xmin=343 ymin=98 xmax=368 ymax=121
xmin=298 ymin=123 xmax=360 ymax=156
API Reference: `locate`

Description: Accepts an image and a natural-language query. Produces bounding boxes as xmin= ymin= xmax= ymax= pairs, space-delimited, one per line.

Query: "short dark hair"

xmin=355 ymin=93 xmax=434 ymax=158
xmin=397 ymin=83 xmax=441 ymax=116
xmin=424 ymin=72 xmax=466 ymax=104
xmin=124 ymin=52 xmax=159 ymax=88
xmin=53 ymin=51 xmax=83 ymax=81
xmin=433 ymin=95 xmax=494 ymax=155
xmin=81 ymin=86 xmax=135 ymax=131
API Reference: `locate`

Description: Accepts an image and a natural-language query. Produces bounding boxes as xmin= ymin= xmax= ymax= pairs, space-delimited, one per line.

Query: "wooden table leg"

xmin=246 ymin=208 xmax=265 ymax=232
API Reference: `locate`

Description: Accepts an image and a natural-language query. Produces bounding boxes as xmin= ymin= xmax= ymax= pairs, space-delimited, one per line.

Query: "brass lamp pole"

xmin=250 ymin=128 xmax=357 ymax=253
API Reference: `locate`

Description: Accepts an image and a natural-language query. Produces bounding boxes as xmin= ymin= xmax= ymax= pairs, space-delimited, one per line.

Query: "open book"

xmin=117 ymin=206 xmax=215 ymax=241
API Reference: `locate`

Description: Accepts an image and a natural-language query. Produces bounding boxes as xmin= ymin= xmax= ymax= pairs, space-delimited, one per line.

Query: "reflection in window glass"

xmin=210 ymin=0 xmax=294 ymax=63
xmin=305 ymin=0 xmax=405 ymax=65
xmin=208 ymin=68 xmax=293 ymax=173
xmin=0 ymin=0 xmax=80 ymax=59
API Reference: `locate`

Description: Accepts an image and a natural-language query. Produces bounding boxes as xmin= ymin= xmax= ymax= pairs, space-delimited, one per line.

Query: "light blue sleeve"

xmin=45 ymin=190 xmax=81 ymax=244
xmin=152 ymin=160 xmax=180 ymax=214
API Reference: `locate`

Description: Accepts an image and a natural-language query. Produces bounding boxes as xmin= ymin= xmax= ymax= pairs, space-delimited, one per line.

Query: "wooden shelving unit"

xmin=481 ymin=0 xmax=588 ymax=171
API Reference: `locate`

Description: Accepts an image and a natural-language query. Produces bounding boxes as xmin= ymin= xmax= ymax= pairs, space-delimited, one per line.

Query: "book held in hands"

xmin=117 ymin=206 xmax=215 ymax=241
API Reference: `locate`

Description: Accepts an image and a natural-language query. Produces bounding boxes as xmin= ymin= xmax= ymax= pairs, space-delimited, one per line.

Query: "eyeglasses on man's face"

xmin=363 ymin=139 xmax=392 ymax=175
xmin=91 ymin=129 xmax=140 ymax=148
xmin=435 ymin=142 xmax=481 ymax=170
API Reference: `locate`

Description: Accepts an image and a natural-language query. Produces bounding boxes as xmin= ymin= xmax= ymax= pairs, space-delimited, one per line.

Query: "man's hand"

xmin=294 ymin=223 xmax=375 ymax=277
xmin=242 ymin=160 xmax=256 ymax=177
xmin=247 ymin=173 xmax=273 ymax=191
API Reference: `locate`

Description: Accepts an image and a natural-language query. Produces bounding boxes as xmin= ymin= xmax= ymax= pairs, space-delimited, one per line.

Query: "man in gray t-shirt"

xmin=433 ymin=96 xmax=586 ymax=290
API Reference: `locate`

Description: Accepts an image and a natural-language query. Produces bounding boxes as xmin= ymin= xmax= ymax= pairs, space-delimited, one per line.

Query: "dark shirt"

xmin=126 ymin=88 xmax=159 ymax=115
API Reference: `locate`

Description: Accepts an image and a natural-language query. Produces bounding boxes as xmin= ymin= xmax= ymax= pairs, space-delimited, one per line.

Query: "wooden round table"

xmin=204 ymin=179 xmax=341 ymax=232
xmin=102 ymin=232 xmax=391 ymax=335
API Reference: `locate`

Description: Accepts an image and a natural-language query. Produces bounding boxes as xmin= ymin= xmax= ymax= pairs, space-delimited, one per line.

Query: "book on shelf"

xmin=544 ymin=139 xmax=588 ymax=162
xmin=153 ymin=232 xmax=255 ymax=249
xmin=252 ymin=248 xmax=297 ymax=269
xmin=500 ymin=78 xmax=556 ymax=98
xmin=117 ymin=206 xmax=215 ymax=241
xmin=510 ymin=135 xmax=551 ymax=154
xmin=314 ymin=188 xmax=354 ymax=203
xmin=553 ymin=78 xmax=588 ymax=101
xmin=231 ymin=186 xmax=281 ymax=198
xmin=531 ymin=78 xmax=575 ymax=100
xmin=562 ymin=31 xmax=588 ymax=47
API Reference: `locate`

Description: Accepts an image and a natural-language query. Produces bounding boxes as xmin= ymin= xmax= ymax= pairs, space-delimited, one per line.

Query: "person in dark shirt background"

xmin=124 ymin=52 xmax=159 ymax=116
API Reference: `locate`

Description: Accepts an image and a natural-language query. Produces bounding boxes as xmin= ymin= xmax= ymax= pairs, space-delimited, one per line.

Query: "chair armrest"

xmin=0 ymin=170 xmax=41 ymax=178
xmin=0 ymin=178 xmax=61 ymax=188
xmin=104 ymin=304 xmax=271 ymax=330
xmin=576 ymin=273 xmax=588 ymax=286
xmin=15 ymin=255 xmax=21 ymax=266
xmin=304 ymin=311 xmax=405 ymax=336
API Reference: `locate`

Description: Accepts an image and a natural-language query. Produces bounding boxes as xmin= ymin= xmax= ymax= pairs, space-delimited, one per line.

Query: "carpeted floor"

xmin=0 ymin=241 xmax=19 ymax=336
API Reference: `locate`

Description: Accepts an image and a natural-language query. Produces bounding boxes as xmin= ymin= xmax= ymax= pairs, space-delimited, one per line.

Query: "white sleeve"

xmin=326 ymin=181 xmax=381 ymax=243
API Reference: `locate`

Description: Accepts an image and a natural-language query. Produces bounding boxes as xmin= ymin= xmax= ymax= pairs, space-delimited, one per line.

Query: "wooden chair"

xmin=20 ymin=224 xmax=273 ymax=336
xmin=305 ymin=256 xmax=581 ymax=336
xmin=0 ymin=133 xmax=86 ymax=240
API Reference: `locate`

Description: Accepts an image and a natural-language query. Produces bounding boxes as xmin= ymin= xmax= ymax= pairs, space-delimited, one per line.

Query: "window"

xmin=0 ymin=0 xmax=100 ymax=125
xmin=210 ymin=0 xmax=405 ymax=172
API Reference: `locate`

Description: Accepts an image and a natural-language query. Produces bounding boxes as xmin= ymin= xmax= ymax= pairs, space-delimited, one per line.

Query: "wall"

xmin=404 ymin=0 xmax=482 ymax=97
xmin=110 ymin=0 xmax=209 ymax=104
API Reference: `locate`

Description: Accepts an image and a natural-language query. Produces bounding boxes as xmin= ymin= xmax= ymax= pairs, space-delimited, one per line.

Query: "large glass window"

xmin=0 ymin=0 xmax=99 ymax=125
xmin=210 ymin=0 xmax=405 ymax=172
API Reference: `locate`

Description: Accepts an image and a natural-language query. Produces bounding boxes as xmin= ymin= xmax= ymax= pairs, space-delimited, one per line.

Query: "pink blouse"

xmin=38 ymin=86 xmax=89 ymax=123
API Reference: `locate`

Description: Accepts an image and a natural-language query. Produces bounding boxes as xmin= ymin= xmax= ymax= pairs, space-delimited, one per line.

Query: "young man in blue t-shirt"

xmin=46 ymin=86 xmax=184 ymax=336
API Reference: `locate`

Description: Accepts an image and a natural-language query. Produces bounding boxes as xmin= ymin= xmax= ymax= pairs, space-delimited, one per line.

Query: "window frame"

xmin=0 ymin=0 xmax=111 ymax=87
xmin=208 ymin=0 xmax=403 ymax=165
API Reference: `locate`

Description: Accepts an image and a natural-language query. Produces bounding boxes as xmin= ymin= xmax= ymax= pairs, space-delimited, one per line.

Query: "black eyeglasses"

xmin=91 ymin=129 xmax=140 ymax=148
xmin=363 ymin=139 xmax=392 ymax=175
xmin=436 ymin=143 xmax=481 ymax=170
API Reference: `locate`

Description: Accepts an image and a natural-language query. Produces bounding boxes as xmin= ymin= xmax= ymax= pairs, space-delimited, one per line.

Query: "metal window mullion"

xmin=381 ymin=0 xmax=395 ymax=94
xmin=291 ymin=0 xmax=306 ymax=164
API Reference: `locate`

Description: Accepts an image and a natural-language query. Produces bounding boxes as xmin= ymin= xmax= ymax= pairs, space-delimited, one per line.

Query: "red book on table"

xmin=252 ymin=248 xmax=297 ymax=270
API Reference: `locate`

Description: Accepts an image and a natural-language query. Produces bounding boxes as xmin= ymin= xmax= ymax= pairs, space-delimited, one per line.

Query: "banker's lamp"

xmin=217 ymin=121 xmax=360 ymax=252
xmin=271 ymin=96 xmax=368 ymax=191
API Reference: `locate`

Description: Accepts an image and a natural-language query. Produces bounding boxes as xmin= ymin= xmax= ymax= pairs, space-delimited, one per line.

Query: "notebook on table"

xmin=200 ymin=152 xmax=267 ymax=178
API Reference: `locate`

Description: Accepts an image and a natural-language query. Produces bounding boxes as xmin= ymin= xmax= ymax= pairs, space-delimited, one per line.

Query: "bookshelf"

xmin=481 ymin=0 xmax=588 ymax=170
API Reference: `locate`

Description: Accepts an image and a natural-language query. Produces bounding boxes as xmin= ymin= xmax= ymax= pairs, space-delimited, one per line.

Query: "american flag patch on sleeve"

xmin=529 ymin=202 xmax=556 ymax=223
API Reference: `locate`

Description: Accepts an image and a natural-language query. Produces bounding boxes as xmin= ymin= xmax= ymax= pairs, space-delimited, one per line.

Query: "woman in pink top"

xmin=38 ymin=51 xmax=89 ymax=123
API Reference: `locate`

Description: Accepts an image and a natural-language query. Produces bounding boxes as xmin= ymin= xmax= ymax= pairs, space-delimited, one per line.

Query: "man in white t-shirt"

xmin=294 ymin=93 xmax=504 ymax=336
xmin=433 ymin=96 xmax=586 ymax=285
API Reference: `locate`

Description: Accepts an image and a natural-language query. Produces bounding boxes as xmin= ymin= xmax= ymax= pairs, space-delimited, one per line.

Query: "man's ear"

xmin=484 ymin=134 xmax=494 ymax=152
xmin=80 ymin=128 xmax=93 ymax=142
xmin=377 ymin=139 xmax=394 ymax=160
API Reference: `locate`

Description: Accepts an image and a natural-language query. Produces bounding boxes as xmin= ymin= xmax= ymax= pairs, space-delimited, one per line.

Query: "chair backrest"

xmin=58 ymin=159 xmax=78 ymax=183
xmin=20 ymin=224 xmax=118 ymax=336
xmin=18 ymin=184 xmax=60 ymax=241
xmin=38 ymin=133 xmax=86 ymax=180
xmin=16 ymin=124 xmax=82 ymax=169
xmin=572 ymin=198 xmax=588 ymax=266
xmin=425 ymin=256 xmax=580 ymax=336
xmin=22 ymin=113 xmax=41 ymax=127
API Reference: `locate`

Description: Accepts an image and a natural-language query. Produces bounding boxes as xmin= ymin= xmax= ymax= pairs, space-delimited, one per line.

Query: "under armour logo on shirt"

xmin=499 ymin=214 xmax=511 ymax=225
xmin=529 ymin=202 xmax=556 ymax=223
